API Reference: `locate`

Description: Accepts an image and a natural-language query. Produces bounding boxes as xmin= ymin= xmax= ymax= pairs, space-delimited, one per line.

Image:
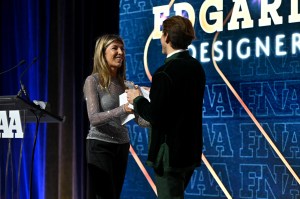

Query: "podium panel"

xmin=0 ymin=95 xmax=64 ymax=199
xmin=0 ymin=95 xmax=64 ymax=123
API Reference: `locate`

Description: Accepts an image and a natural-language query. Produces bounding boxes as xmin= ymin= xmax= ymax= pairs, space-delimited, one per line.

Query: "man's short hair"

xmin=162 ymin=15 xmax=196 ymax=49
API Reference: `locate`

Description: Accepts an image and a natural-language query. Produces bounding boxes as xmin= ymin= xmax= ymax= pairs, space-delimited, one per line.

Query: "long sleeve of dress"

xmin=83 ymin=75 xmax=126 ymax=126
xmin=134 ymin=113 xmax=151 ymax=128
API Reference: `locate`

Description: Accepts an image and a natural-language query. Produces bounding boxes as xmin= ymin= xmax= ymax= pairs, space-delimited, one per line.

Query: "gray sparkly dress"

xmin=83 ymin=73 xmax=130 ymax=144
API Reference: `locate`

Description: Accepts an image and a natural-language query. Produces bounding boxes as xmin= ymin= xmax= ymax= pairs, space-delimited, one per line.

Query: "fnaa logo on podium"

xmin=0 ymin=110 xmax=24 ymax=138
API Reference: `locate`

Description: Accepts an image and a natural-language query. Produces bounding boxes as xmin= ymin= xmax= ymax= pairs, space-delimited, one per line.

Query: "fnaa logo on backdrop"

xmin=0 ymin=110 xmax=23 ymax=138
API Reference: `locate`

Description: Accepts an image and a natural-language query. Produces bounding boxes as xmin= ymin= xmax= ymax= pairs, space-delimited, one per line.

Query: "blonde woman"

xmin=83 ymin=34 xmax=133 ymax=199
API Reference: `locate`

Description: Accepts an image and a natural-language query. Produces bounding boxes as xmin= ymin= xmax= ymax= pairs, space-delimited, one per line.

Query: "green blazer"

xmin=134 ymin=50 xmax=206 ymax=171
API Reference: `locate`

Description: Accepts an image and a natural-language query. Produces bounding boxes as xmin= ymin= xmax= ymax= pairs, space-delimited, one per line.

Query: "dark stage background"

xmin=1 ymin=0 xmax=300 ymax=199
xmin=1 ymin=0 xmax=119 ymax=199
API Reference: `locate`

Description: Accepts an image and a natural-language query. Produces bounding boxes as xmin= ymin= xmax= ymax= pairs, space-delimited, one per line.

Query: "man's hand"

xmin=123 ymin=103 xmax=134 ymax=114
xmin=126 ymin=88 xmax=141 ymax=104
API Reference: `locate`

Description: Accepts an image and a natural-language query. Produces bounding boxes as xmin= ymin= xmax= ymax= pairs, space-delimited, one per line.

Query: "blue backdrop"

xmin=0 ymin=0 xmax=49 ymax=199
xmin=120 ymin=0 xmax=300 ymax=198
xmin=1 ymin=0 xmax=300 ymax=198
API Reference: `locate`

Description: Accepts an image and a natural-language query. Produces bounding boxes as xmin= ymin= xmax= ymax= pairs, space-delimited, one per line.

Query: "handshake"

xmin=119 ymin=81 xmax=150 ymax=124
xmin=124 ymin=80 xmax=150 ymax=105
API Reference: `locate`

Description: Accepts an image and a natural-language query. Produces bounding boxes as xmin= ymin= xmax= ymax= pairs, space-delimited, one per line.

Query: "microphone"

xmin=17 ymin=57 xmax=38 ymax=100
xmin=0 ymin=60 xmax=26 ymax=75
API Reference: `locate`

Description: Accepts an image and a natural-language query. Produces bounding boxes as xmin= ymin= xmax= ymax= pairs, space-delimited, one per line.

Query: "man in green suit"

xmin=126 ymin=15 xmax=206 ymax=199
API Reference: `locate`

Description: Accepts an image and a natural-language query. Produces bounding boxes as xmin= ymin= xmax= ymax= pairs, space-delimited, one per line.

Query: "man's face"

xmin=160 ymin=32 xmax=167 ymax=55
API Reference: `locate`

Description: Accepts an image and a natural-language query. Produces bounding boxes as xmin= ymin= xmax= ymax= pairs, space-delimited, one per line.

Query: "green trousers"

xmin=155 ymin=167 xmax=195 ymax=199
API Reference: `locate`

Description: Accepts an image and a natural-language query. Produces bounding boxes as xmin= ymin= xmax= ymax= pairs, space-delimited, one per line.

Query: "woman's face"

xmin=104 ymin=41 xmax=125 ymax=72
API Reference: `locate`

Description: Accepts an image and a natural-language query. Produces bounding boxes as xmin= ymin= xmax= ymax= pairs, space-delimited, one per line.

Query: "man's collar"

xmin=165 ymin=49 xmax=188 ymax=63
xmin=166 ymin=49 xmax=187 ymax=58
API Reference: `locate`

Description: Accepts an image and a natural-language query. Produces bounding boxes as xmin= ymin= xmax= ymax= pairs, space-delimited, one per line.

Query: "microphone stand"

xmin=17 ymin=57 xmax=38 ymax=101
xmin=29 ymin=110 xmax=42 ymax=199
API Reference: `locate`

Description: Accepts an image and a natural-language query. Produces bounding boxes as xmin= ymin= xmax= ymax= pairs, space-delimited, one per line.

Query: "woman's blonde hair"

xmin=92 ymin=34 xmax=126 ymax=89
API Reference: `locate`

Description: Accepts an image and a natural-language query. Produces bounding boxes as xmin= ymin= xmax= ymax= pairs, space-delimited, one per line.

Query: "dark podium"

xmin=0 ymin=95 xmax=64 ymax=199
xmin=0 ymin=95 xmax=64 ymax=123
